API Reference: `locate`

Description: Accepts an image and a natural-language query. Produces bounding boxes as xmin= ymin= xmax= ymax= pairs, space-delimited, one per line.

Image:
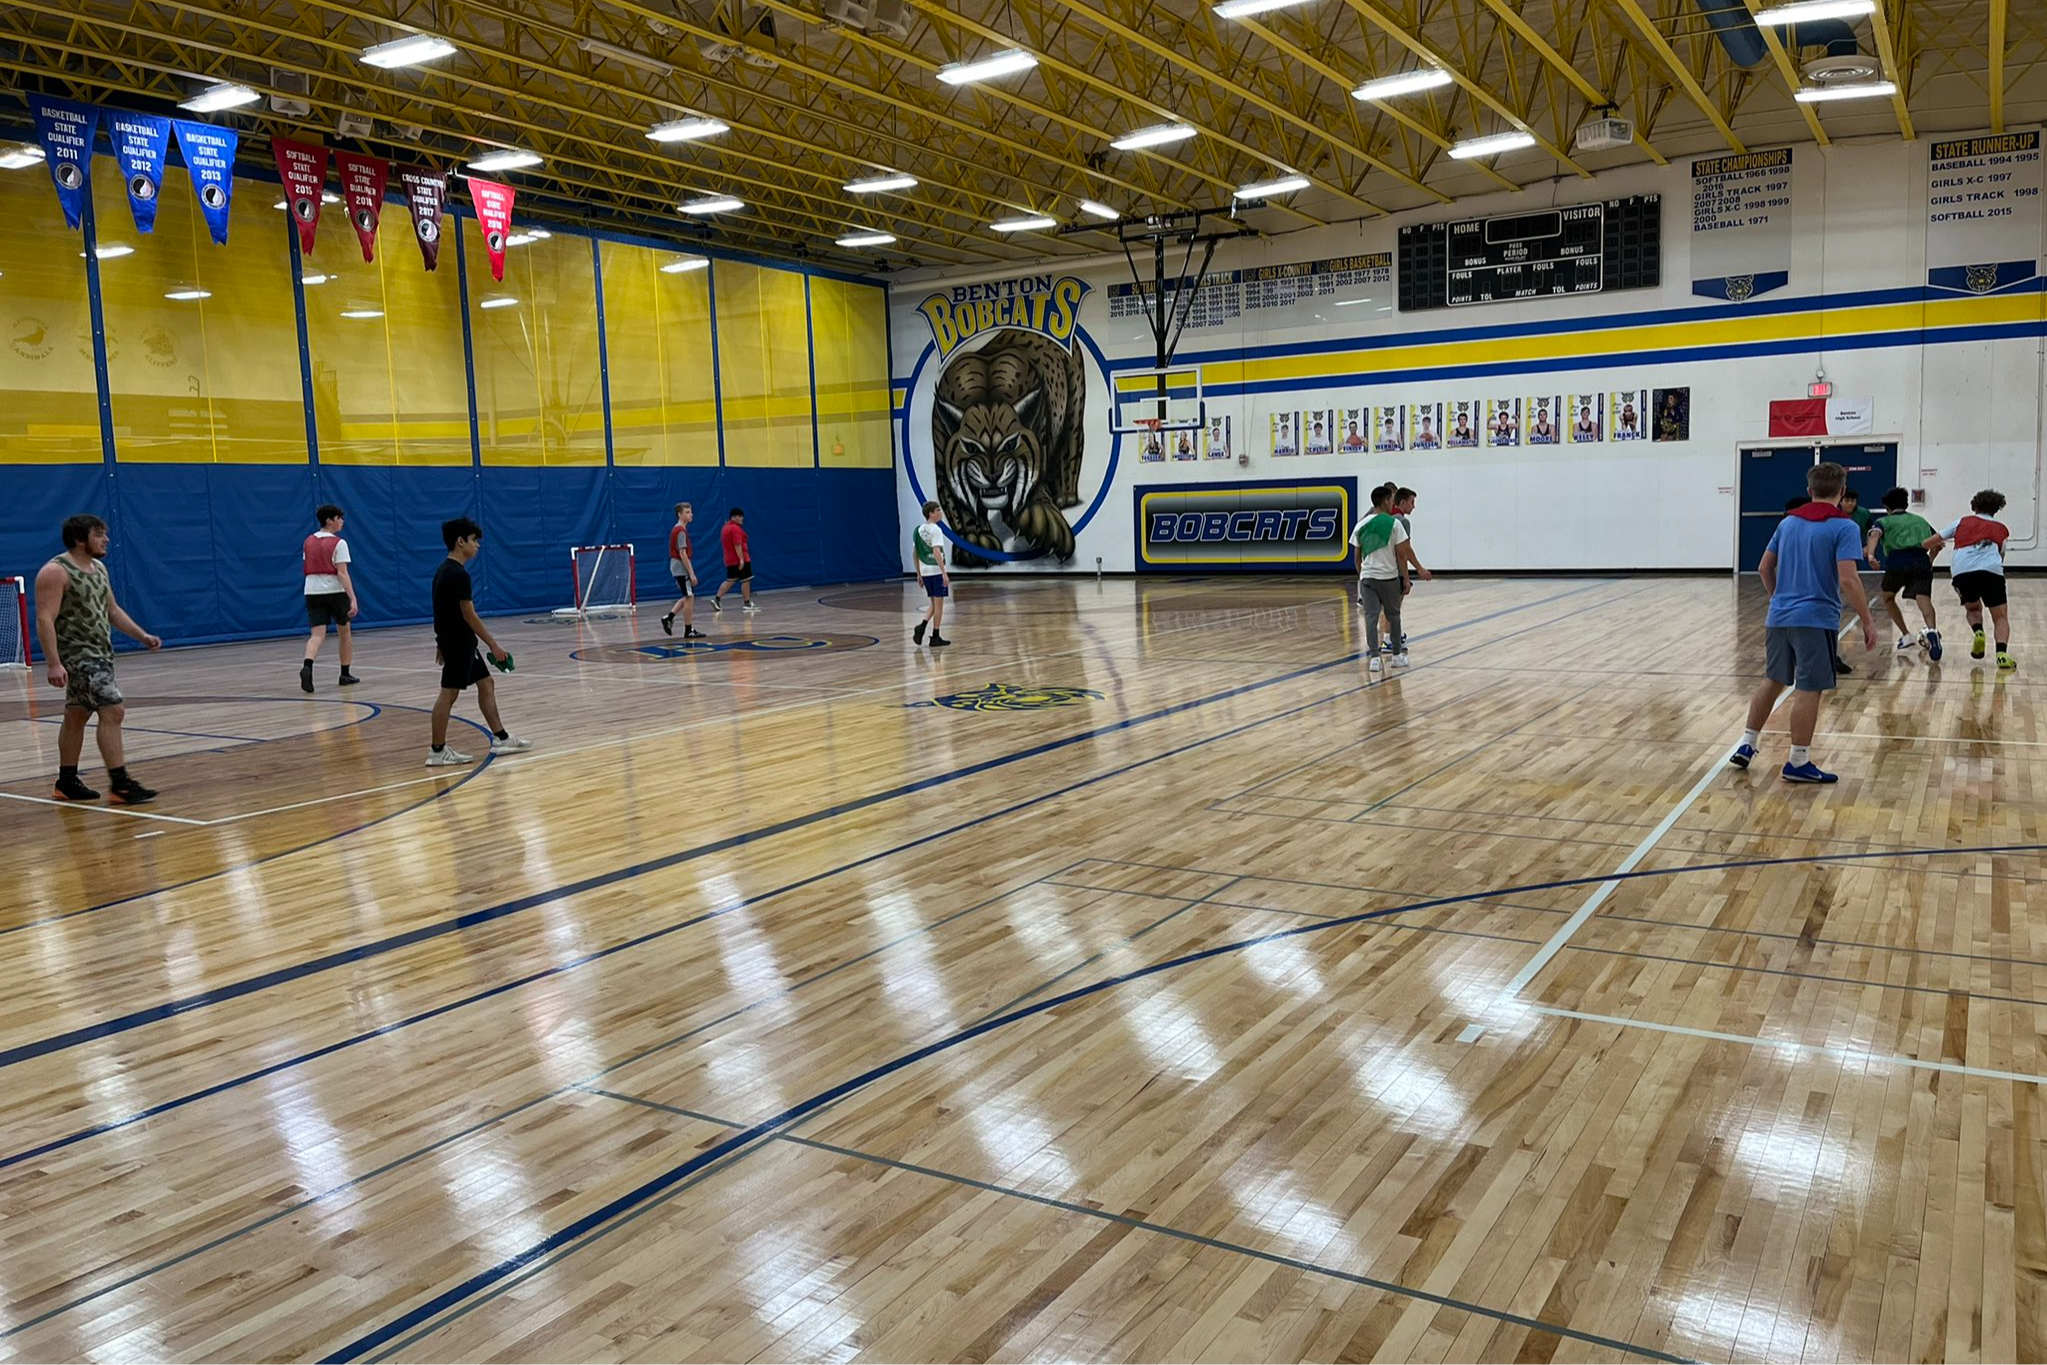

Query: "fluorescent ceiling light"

xmin=990 ymin=214 xmax=1057 ymax=232
xmin=79 ymin=244 xmax=135 ymax=260
xmin=340 ymin=309 xmax=384 ymax=319
xmin=503 ymin=230 xmax=551 ymax=247
xmin=1078 ymin=199 xmax=1119 ymax=220
xmin=1234 ymin=174 xmax=1309 ymax=198
xmin=468 ymin=149 xmax=542 ymax=172
xmin=576 ymin=37 xmax=674 ymax=75
xmin=1111 ymin=123 xmax=1197 ymax=151
xmin=1213 ymin=0 xmax=1314 ymax=17
xmin=835 ymin=231 xmax=897 ymax=247
xmin=480 ymin=296 xmax=519 ymax=309
xmin=360 ymin=33 xmax=456 ymax=68
xmin=845 ymin=173 xmax=917 ymax=193
xmin=936 ymin=48 xmax=1039 ymax=85
xmin=1794 ymin=79 xmax=1897 ymax=102
xmin=301 ymin=274 xmax=330 ymax=286
xmin=659 ymin=257 xmax=709 ymax=273
xmin=679 ymin=195 xmax=744 ymax=214
xmin=1449 ymin=129 xmax=1536 ymax=158
xmin=0 ymin=144 xmax=45 ymax=170
xmin=1754 ymin=0 xmax=1875 ymax=24
xmin=178 ymin=83 xmax=262 ymax=114
xmin=1353 ymin=67 xmax=1453 ymax=101
xmin=164 ymin=289 xmax=211 ymax=301
xmin=647 ymin=117 xmax=729 ymax=143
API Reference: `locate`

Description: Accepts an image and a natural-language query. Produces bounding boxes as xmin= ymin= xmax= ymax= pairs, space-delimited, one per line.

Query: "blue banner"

xmin=31 ymin=96 xmax=99 ymax=230
xmin=173 ymin=120 xmax=239 ymax=246
xmin=106 ymin=109 xmax=171 ymax=233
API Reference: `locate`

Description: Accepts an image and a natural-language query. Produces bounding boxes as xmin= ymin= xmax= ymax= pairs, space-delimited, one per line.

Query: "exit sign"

xmin=1808 ymin=380 xmax=1833 ymax=398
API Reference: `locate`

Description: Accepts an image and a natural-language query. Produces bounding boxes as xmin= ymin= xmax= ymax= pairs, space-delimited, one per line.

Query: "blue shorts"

xmin=921 ymin=573 xmax=949 ymax=599
xmin=1764 ymin=626 xmax=1838 ymax=693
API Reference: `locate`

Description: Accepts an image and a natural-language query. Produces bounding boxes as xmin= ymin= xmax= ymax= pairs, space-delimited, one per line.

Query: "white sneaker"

xmin=742 ymin=602 xmax=759 ymax=614
xmin=1368 ymin=656 xmax=1383 ymax=673
xmin=1391 ymin=653 xmax=1410 ymax=668
xmin=1894 ymin=635 xmax=1917 ymax=653
xmin=490 ymin=735 xmax=533 ymax=754
xmin=425 ymin=747 xmax=474 ymax=767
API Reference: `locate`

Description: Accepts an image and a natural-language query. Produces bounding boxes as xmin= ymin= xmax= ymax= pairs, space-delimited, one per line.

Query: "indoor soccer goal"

xmin=555 ymin=544 xmax=638 ymax=618
xmin=0 ymin=577 xmax=25 ymax=669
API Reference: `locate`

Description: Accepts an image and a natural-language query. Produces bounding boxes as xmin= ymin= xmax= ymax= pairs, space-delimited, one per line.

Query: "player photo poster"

xmin=1653 ymin=387 xmax=1691 ymax=441
xmin=1568 ymin=394 xmax=1604 ymax=443
xmin=1526 ymin=395 xmax=1562 ymax=445
xmin=1303 ymin=408 xmax=1335 ymax=456
xmin=1338 ymin=408 xmax=1369 ymax=453
xmin=1446 ymin=400 xmax=1479 ymax=448
xmin=1140 ymin=426 xmax=1165 ymax=462
xmin=1204 ymin=414 xmax=1232 ymax=460
xmin=1407 ymin=402 xmax=1443 ymax=450
xmin=1486 ymin=397 xmax=1520 ymax=447
xmin=1171 ymin=426 xmax=1196 ymax=460
xmin=1610 ymin=389 xmax=1648 ymax=442
xmin=1374 ymin=405 xmax=1405 ymax=452
xmin=1271 ymin=411 xmax=1298 ymax=457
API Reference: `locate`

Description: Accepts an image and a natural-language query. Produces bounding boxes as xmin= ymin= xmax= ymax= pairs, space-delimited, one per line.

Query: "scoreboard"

xmin=1397 ymin=195 xmax=1661 ymax=311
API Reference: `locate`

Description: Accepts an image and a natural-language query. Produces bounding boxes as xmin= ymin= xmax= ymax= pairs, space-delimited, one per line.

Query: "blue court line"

xmin=27 ymin=718 xmax=270 ymax=745
xmin=0 ymin=581 xmax=1627 ymax=1075
xmin=323 ymin=835 xmax=2047 ymax=1363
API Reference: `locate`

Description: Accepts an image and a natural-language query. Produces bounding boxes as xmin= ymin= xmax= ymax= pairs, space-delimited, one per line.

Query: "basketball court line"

xmin=0 ymin=791 xmax=207 ymax=825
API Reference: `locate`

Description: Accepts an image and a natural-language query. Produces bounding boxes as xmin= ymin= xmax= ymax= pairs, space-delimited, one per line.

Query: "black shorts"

xmin=1953 ymin=570 xmax=2008 ymax=609
xmin=438 ymin=646 xmax=491 ymax=691
xmin=725 ymin=561 xmax=753 ymax=583
xmin=306 ymin=591 xmax=352 ymax=628
xmin=1880 ymin=568 xmax=1933 ymax=599
xmin=672 ymin=574 xmax=695 ymax=597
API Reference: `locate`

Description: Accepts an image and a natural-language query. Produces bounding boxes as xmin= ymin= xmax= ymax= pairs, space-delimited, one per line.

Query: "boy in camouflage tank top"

xmin=34 ymin=514 xmax=163 ymax=804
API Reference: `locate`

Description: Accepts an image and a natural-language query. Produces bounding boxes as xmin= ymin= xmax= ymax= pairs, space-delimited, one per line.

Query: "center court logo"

xmin=909 ymin=683 xmax=1103 ymax=712
xmin=569 ymin=634 xmax=877 ymax=663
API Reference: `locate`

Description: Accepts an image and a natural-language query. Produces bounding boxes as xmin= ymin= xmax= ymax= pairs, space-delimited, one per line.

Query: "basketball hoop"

xmin=1136 ymin=417 xmax=1164 ymax=453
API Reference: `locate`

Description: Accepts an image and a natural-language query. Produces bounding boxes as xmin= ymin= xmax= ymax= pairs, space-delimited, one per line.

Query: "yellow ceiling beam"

xmin=1867 ymin=0 xmax=1916 ymax=140
xmin=1332 ymin=0 xmax=1593 ymax=177
xmin=1604 ymin=0 xmax=1747 ymax=152
xmin=1737 ymin=0 xmax=1831 ymax=149
xmin=1474 ymin=0 xmax=1666 ymax=165
xmin=1990 ymin=0 xmax=2009 ymax=133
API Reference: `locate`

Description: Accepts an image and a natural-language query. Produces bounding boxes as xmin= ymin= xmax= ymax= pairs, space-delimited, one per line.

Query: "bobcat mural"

xmin=931 ymin=331 xmax=1087 ymax=567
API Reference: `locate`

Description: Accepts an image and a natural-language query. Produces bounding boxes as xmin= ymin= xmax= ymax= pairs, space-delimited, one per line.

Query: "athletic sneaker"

xmin=52 ymin=773 xmax=99 ymax=801
xmin=339 ymin=670 xmax=360 ymax=686
xmin=684 ymin=627 xmax=708 ymax=639
xmin=1391 ymin=653 xmax=1410 ymax=668
xmin=743 ymin=602 xmax=759 ymax=614
xmin=1925 ymin=629 xmax=1943 ymax=661
xmin=490 ymin=735 xmax=533 ymax=754
xmin=1999 ymin=651 xmax=2017 ymax=672
xmin=107 ymin=775 xmax=158 ymax=805
xmin=1973 ymin=629 xmax=1988 ymax=659
xmin=928 ymin=634 xmax=951 ymax=648
xmin=1781 ymin=761 xmax=1838 ymax=784
xmin=1894 ymin=635 xmax=1917 ymax=654
xmin=425 ymin=747 xmax=474 ymax=767
xmin=299 ymin=659 xmax=315 ymax=694
xmin=1367 ymin=656 xmax=1383 ymax=674
xmin=709 ymin=598 xmax=723 ymax=613
xmin=912 ymin=620 xmax=926 ymax=645
xmin=1835 ymin=659 xmax=1854 ymax=675
xmin=1728 ymin=743 xmax=1756 ymax=769
xmin=660 ymin=613 xmax=674 ymax=636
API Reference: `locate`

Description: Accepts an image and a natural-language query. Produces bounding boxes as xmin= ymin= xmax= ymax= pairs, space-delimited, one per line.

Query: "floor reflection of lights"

xmin=1123 ymin=988 xmax=1225 ymax=1083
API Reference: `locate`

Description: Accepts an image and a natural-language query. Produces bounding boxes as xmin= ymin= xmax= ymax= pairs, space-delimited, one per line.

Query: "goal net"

xmin=0 ymin=577 xmax=24 ymax=669
xmin=556 ymin=544 xmax=637 ymax=617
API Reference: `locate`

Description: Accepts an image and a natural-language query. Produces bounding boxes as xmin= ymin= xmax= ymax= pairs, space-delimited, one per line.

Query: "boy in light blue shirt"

xmin=1930 ymin=488 xmax=2014 ymax=670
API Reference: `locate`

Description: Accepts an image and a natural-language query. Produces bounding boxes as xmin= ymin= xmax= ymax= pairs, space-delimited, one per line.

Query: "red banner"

xmin=336 ymin=150 xmax=390 ymax=263
xmin=1768 ymin=398 xmax=1827 ymax=438
xmin=466 ymin=176 xmax=517 ymax=282
xmin=271 ymin=136 xmax=329 ymax=255
xmin=396 ymin=167 xmax=447 ymax=271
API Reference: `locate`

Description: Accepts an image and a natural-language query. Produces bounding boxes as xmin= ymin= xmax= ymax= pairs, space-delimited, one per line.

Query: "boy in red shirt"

xmin=658 ymin=502 xmax=707 ymax=639
xmin=709 ymin=508 xmax=757 ymax=614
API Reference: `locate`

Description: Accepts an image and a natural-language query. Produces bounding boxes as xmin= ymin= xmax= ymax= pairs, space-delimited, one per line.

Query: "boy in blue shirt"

xmin=1730 ymin=462 xmax=1877 ymax=783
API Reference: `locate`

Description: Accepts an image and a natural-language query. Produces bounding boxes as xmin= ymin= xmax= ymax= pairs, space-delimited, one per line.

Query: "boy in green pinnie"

xmin=1864 ymin=486 xmax=1942 ymax=660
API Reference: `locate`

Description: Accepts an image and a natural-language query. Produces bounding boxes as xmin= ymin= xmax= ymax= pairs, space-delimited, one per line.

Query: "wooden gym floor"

xmin=0 ymin=573 xmax=2042 ymax=1364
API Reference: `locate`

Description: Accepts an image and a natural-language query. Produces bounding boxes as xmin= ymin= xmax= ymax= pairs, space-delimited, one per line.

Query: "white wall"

xmin=890 ymin=137 xmax=2047 ymax=572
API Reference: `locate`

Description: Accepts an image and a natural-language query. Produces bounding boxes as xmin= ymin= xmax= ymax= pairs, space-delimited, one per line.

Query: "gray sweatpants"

xmin=1359 ymin=576 xmax=1404 ymax=653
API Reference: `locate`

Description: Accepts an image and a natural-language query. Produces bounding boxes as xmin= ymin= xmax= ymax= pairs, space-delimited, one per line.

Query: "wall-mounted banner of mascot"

xmin=904 ymin=274 xmax=1120 ymax=567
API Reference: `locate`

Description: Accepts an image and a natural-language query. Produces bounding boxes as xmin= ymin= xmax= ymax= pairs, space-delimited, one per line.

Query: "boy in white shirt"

xmin=911 ymin=501 xmax=952 ymax=648
xmin=300 ymin=503 xmax=359 ymax=693
xmin=1932 ymin=488 xmax=2015 ymax=670
xmin=1351 ymin=484 xmax=1423 ymax=671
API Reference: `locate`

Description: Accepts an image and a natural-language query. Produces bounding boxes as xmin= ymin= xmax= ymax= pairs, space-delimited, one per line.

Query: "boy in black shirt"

xmin=428 ymin=517 xmax=531 ymax=766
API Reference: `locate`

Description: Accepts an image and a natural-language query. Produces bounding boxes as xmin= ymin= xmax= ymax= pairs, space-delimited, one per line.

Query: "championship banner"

xmin=336 ymin=151 xmax=390 ymax=262
xmin=1768 ymin=395 xmax=1875 ymax=438
xmin=1690 ymin=148 xmax=1793 ymax=301
xmin=272 ymin=136 xmax=329 ymax=253
xmin=466 ymin=176 xmax=517 ymax=281
xmin=1926 ymin=131 xmax=2043 ymax=295
xmin=396 ymin=166 xmax=448 ymax=270
xmin=173 ymin=121 xmax=238 ymax=246
xmin=106 ymin=110 xmax=171 ymax=233
xmin=31 ymin=97 xmax=99 ymax=230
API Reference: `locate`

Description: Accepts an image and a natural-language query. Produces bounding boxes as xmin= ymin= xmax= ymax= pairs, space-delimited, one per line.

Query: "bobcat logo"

xmin=1966 ymin=264 xmax=2000 ymax=294
xmin=1725 ymin=274 xmax=1755 ymax=302
xmin=932 ymin=331 xmax=1087 ymax=566
xmin=911 ymin=683 xmax=1103 ymax=712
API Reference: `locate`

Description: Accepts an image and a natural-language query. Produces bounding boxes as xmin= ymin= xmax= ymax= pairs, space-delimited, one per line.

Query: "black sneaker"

xmin=912 ymin=621 xmax=927 ymax=645
xmin=338 ymin=670 xmax=360 ymax=686
xmin=53 ymin=774 xmax=99 ymax=802
xmin=709 ymin=598 xmax=723 ymax=613
xmin=108 ymin=775 xmax=158 ymax=806
xmin=684 ymin=626 xmax=708 ymax=639
xmin=928 ymin=634 xmax=951 ymax=648
xmin=1836 ymin=659 xmax=1854 ymax=675
xmin=299 ymin=659 xmax=315 ymax=694
xmin=660 ymin=613 xmax=674 ymax=636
